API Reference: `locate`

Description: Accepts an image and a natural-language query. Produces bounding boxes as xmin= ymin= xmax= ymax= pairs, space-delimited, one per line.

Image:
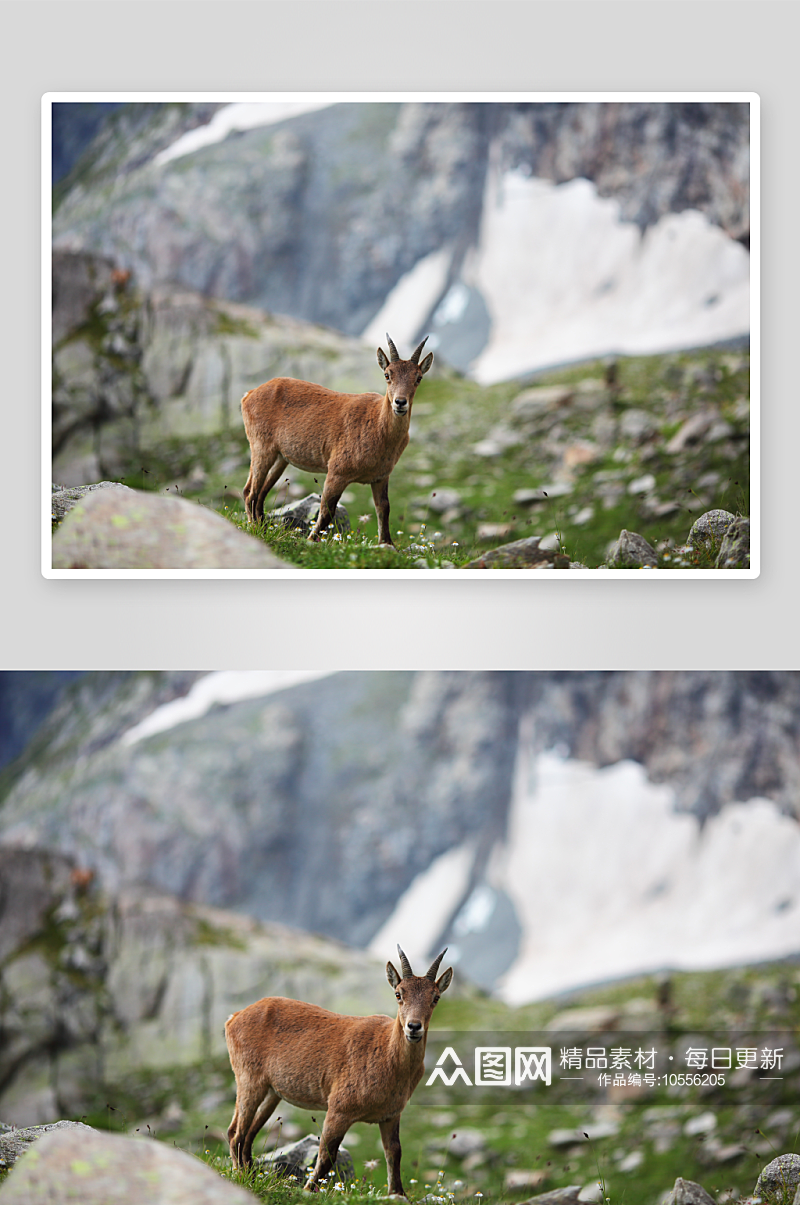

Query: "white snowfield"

xmin=365 ymin=169 xmax=750 ymax=384
xmin=373 ymin=747 xmax=797 ymax=1005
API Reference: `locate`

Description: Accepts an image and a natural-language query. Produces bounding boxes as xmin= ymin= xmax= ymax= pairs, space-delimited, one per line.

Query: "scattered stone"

xmin=712 ymin=1144 xmax=746 ymax=1163
xmin=424 ymin=489 xmax=463 ymax=514
xmin=546 ymin=1005 xmax=621 ymax=1032
xmin=516 ymin=1188 xmax=582 ymax=1205
xmin=563 ymin=442 xmax=599 ymax=469
xmin=683 ymin=1112 xmax=717 ymax=1137
xmin=51 ymin=489 xmax=290 ymax=570
xmin=255 ymin=1133 xmax=354 ymax=1183
xmin=609 ymin=530 xmax=658 ymax=568
xmin=665 ymin=411 xmax=719 ymax=454
xmin=514 ymin=483 xmax=573 ymax=504
xmin=666 ymin=1177 xmax=716 ymax=1205
xmin=462 ymin=536 xmax=563 ymax=569
xmin=715 ymin=517 xmax=750 ymax=568
xmin=0 ymin=1125 xmax=254 ymax=1203
xmin=687 ymin=509 xmax=735 ymax=549
xmin=476 ymin=522 xmax=515 ymax=541
xmin=0 ymin=1120 xmax=96 ymax=1171
xmin=755 ymin=1154 xmax=800 ymax=1202
xmin=617 ymin=1151 xmax=644 ymax=1172
xmin=51 ymin=481 xmax=134 ymax=522
xmin=506 ymin=1169 xmax=549 ymax=1191
xmin=267 ymin=493 xmax=350 ymax=536
xmin=628 ymin=473 xmax=657 ymax=495
xmin=512 ymin=384 xmax=574 ymax=419
xmin=473 ymin=425 xmax=525 ymax=457
xmin=620 ymin=409 xmax=659 ymax=443
xmin=517 ymin=1189 xmax=582 ymax=1205
xmin=449 ymin=1129 xmax=486 ymax=1158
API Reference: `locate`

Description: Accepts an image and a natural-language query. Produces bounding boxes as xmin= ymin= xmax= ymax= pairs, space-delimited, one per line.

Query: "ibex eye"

xmin=385 ymin=373 xmax=390 ymax=380
xmin=395 ymin=991 xmax=401 ymax=1000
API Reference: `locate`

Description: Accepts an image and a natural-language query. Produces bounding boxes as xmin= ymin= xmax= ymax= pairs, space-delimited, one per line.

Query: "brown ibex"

xmin=241 ymin=335 xmax=434 ymax=546
xmin=225 ymin=945 xmax=453 ymax=1195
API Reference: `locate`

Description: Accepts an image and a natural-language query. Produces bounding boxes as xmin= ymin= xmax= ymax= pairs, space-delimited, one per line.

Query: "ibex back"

xmin=225 ymin=946 xmax=452 ymax=1195
xmin=241 ymin=335 xmax=433 ymax=546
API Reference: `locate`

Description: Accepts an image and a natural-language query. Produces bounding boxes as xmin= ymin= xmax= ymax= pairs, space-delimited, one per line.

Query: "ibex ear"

xmin=419 ymin=352 xmax=434 ymax=374
xmin=377 ymin=347 xmax=389 ymax=371
xmin=436 ymin=967 xmax=453 ymax=993
xmin=387 ymin=961 xmax=402 ymax=988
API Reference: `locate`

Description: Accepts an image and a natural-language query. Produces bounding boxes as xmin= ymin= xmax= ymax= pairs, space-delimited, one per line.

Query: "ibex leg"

xmin=379 ymin=1116 xmax=405 ymax=1197
xmin=370 ymin=478 xmax=394 ymax=547
xmin=228 ymin=1085 xmax=280 ymax=1167
xmin=308 ymin=473 xmax=347 ymax=541
xmin=253 ymin=455 xmax=289 ymax=524
xmin=305 ymin=1112 xmax=350 ymax=1189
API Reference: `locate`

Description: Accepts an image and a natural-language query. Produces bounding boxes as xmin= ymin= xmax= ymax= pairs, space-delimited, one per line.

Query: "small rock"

xmin=684 ymin=1112 xmax=717 ymax=1137
xmin=609 ymin=530 xmax=658 ymax=568
xmin=665 ymin=411 xmax=719 ymax=454
xmin=462 ymin=537 xmax=560 ymax=569
xmin=449 ymin=1129 xmax=486 ymax=1158
xmin=578 ymin=1183 xmax=605 ymax=1202
xmin=620 ymin=409 xmax=658 ymax=443
xmin=424 ymin=489 xmax=463 ymax=514
xmin=255 ymin=1133 xmax=354 ymax=1182
xmin=617 ymin=1151 xmax=644 ymax=1173
xmin=269 ymin=493 xmax=350 ymax=536
xmin=516 ymin=1189 xmax=582 ymax=1205
xmin=512 ymin=384 xmax=574 ymax=419
xmin=515 ymin=1185 xmax=578 ymax=1205
xmin=755 ymin=1154 xmax=800 ymax=1202
xmin=666 ymin=1177 xmax=716 ymax=1205
xmin=0 ymin=1125 xmax=253 ymax=1203
xmin=715 ymin=517 xmax=750 ymax=568
xmin=506 ymin=1169 xmax=549 ymax=1191
xmin=52 ymin=489 xmax=291 ymax=570
xmin=51 ymin=481 xmax=134 ymax=522
xmin=628 ymin=473 xmax=657 ymax=495
xmin=0 ymin=1120 xmax=97 ymax=1170
xmin=688 ymin=509 xmax=735 ymax=549
xmin=476 ymin=523 xmax=515 ymax=541
xmin=514 ymin=483 xmax=573 ymax=504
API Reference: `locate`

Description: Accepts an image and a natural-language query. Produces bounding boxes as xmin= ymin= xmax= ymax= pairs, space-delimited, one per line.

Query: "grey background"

xmin=3 ymin=1 xmax=794 ymax=670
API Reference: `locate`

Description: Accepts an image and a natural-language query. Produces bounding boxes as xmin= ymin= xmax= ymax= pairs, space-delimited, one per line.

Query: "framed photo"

xmin=44 ymin=93 xmax=758 ymax=577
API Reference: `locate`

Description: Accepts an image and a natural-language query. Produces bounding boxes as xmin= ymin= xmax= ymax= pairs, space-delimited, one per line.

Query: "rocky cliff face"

xmin=52 ymin=100 xmax=750 ymax=363
xmin=51 ymin=250 xmax=381 ymax=484
xmin=2 ymin=672 xmax=797 ymax=948
xmin=0 ymin=846 xmax=390 ymax=1125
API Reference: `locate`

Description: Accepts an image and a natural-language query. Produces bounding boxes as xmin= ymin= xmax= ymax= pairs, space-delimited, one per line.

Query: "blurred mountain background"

xmin=49 ymin=101 xmax=751 ymax=564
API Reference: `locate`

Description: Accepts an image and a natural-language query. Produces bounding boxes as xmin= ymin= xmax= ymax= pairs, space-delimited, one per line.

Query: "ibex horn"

xmin=410 ymin=335 xmax=429 ymax=365
xmin=426 ymin=948 xmax=447 ymax=981
xmin=386 ymin=333 xmax=400 ymax=363
xmin=396 ymin=944 xmax=414 ymax=980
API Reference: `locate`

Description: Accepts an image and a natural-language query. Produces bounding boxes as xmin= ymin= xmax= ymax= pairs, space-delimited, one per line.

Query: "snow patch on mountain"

xmin=122 ymin=670 xmax=333 ymax=745
xmin=364 ymin=168 xmax=750 ymax=384
xmin=374 ymin=746 xmax=800 ymax=1003
xmin=493 ymin=750 xmax=800 ymax=1004
xmin=154 ymin=100 xmax=335 ymax=166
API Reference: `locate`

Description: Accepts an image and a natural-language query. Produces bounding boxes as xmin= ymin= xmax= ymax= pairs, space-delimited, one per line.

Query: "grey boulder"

xmin=51 ymin=488 xmax=290 ymax=570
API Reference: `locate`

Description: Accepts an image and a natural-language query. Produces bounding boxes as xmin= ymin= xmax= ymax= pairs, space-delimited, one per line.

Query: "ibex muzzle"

xmin=241 ymin=335 xmax=433 ymax=546
xmin=225 ymin=945 xmax=453 ymax=1196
